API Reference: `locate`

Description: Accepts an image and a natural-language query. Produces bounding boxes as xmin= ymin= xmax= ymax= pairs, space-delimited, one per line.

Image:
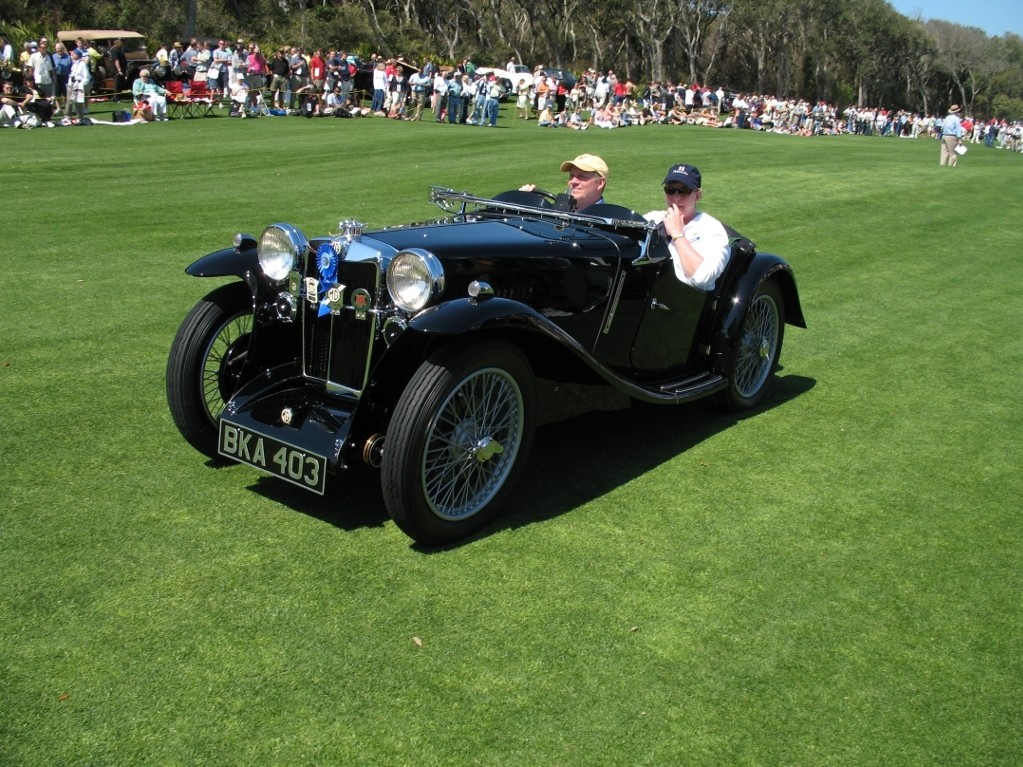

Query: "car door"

xmin=628 ymin=253 xmax=709 ymax=371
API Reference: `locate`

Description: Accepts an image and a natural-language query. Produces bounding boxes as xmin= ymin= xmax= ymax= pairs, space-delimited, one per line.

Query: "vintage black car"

xmin=167 ymin=187 xmax=805 ymax=545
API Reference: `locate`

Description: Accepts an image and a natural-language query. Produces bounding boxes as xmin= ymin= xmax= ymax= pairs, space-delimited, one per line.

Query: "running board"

xmin=657 ymin=372 xmax=726 ymax=398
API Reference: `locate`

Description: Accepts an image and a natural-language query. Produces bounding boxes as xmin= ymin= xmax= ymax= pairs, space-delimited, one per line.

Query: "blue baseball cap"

xmin=663 ymin=163 xmax=701 ymax=191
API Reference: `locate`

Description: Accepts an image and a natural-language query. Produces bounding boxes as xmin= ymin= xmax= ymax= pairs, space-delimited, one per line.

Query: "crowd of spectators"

xmin=1 ymin=33 xmax=110 ymax=126
xmin=2 ymin=31 xmax=1022 ymax=149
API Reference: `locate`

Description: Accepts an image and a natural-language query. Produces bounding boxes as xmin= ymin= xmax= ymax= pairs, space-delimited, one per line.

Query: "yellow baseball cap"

xmin=560 ymin=154 xmax=609 ymax=178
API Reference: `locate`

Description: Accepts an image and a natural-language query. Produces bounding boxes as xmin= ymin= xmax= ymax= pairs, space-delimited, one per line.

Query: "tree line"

xmin=5 ymin=0 xmax=1023 ymax=118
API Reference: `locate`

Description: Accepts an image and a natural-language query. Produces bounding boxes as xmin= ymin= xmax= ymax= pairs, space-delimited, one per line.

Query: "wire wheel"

xmin=166 ymin=282 xmax=253 ymax=458
xmin=199 ymin=312 xmax=253 ymax=423
xmin=382 ymin=342 xmax=536 ymax=545
xmin=734 ymin=290 xmax=780 ymax=398
xmin=421 ymin=366 xmax=525 ymax=520
xmin=717 ymin=280 xmax=785 ymax=412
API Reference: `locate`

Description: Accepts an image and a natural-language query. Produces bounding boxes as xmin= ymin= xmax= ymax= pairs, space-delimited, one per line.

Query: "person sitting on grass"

xmin=537 ymin=104 xmax=556 ymax=127
xmin=1 ymin=80 xmax=31 ymax=127
xmin=566 ymin=110 xmax=589 ymax=130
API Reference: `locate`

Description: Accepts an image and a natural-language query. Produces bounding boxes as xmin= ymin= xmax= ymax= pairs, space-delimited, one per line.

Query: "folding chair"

xmin=164 ymin=80 xmax=191 ymax=119
xmin=187 ymin=81 xmax=215 ymax=117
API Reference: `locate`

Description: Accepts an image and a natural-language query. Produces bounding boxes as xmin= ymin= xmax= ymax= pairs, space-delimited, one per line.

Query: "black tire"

xmin=166 ymin=282 xmax=253 ymax=459
xmin=381 ymin=342 xmax=536 ymax=546
xmin=716 ymin=279 xmax=785 ymax=412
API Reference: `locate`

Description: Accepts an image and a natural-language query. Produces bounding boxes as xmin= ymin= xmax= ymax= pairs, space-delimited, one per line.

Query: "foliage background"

xmin=1 ymin=106 xmax=1021 ymax=765
xmin=3 ymin=0 xmax=1023 ymax=118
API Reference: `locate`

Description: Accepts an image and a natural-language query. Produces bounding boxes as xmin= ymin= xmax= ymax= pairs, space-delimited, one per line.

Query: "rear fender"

xmin=711 ymin=255 xmax=806 ymax=366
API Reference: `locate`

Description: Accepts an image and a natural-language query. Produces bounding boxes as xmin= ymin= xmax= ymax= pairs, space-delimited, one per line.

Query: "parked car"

xmin=56 ymin=30 xmax=152 ymax=94
xmin=542 ymin=67 xmax=577 ymax=89
xmin=167 ymin=187 xmax=805 ymax=545
xmin=351 ymin=56 xmax=418 ymax=105
xmin=476 ymin=65 xmax=530 ymax=99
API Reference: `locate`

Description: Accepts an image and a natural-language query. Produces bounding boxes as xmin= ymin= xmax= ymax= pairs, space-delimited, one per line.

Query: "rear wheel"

xmin=166 ymin=282 xmax=253 ymax=459
xmin=382 ymin=342 xmax=536 ymax=546
xmin=717 ymin=280 xmax=785 ymax=412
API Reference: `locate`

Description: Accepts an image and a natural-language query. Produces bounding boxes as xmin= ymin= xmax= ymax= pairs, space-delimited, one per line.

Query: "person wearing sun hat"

xmin=940 ymin=104 xmax=965 ymax=167
xmin=644 ymin=163 xmax=731 ymax=291
xmin=520 ymin=153 xmax=609 ymax=210
xmin=229 ymin=71 xmax=250 ymax=116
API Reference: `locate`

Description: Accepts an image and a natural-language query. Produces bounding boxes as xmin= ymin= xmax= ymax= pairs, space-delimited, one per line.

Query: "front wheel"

xmin=716 ymin=280 xmax=785 ymax=412
xmin=166 ymin=282 xmax=254 ymax=459
xmin=382 ymin=342 xmax=536 ymax=546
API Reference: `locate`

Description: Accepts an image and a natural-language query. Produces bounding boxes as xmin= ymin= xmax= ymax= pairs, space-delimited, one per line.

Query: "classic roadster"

xmin=167 ymin=187 xmax=805 ymax=545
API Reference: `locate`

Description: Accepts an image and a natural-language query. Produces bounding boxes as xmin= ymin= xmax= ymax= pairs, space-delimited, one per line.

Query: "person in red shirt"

xmin=613 ymin=79 xmax=628 ymax=107
xmin=310 ymin=49 xmax=326 ymax=93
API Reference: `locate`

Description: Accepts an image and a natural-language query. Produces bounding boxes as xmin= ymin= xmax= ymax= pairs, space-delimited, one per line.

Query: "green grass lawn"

xmin=2 ymin=105 xmax=1021 ymax=766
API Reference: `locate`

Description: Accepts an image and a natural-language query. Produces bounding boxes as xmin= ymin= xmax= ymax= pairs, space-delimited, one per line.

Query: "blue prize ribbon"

xmin=316 ymin=242 xmax=338 ymax=284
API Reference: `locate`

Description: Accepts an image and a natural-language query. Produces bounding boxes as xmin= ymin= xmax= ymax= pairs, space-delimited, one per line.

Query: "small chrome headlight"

xmin=258 ymin=224 xmax=308 ymax=283
xmin=386 ymin=249 xmax=445 ymax=313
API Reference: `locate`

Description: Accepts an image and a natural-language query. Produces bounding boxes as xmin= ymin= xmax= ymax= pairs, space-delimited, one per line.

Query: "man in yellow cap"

xmin=520 ymin=153 xmax=608 ymax=210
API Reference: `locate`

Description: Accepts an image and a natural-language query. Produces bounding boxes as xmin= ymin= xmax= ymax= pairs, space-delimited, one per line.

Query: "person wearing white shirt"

xmin=229 ymin=72 xmax=249 ymax=116
xmin=27 ymin=38 xmax=55 ymax=98
xmin=645 ymin=163 xmax=730 ymax=291
xmin=431 ymin=71 xmax=446 ymax=120
xmin=0 ymin=36 xmax=14 ymax=69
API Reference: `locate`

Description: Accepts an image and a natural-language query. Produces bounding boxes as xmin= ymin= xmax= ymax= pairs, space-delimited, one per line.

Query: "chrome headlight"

xmin=386 ymin=249 xmax=445 ymax=313
xmin=258 ymin=224 xmax=308 ymax=283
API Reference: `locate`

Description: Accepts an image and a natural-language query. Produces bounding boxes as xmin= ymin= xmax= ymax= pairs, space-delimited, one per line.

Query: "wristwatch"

xmin=671 ymin=233 xmax=686 ymax=242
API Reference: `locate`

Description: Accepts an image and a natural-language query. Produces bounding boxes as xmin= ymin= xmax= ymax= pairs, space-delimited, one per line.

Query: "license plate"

xmin=219 ymin=420 xmax=327 ymax=495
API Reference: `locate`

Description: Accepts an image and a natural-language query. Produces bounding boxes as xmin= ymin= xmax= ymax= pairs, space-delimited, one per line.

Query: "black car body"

xmin=351 ymin=56 xmax=419 ymax=104
xmin=542 ymin=67 xmax=577 ymax=89
xmin=167 ymin=187 xmax=805 ymax=544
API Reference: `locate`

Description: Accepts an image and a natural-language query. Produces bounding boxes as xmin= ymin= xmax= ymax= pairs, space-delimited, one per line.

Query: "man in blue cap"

xmin=645 ymin=163 xmax=730 ymax=291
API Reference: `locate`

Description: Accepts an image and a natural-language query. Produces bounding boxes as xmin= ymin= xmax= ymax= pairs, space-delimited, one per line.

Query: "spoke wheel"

xmin=717 ymin=280 xmax=785 ymax=412
xmin=382 ymin=342 xmax=535 ymax=546
xmin=166 ymin=282 xmax=253 ymax=459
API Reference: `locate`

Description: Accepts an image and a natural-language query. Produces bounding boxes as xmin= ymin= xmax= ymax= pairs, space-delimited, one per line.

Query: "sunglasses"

xmin=663 ymin=186 xmax=695 ymax=197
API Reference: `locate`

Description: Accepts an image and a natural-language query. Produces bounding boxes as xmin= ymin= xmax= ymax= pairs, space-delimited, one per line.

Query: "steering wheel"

xmin=528 ymin=188 xmax=558 ymax=204
xmin=491 ymin=189 xmax=556 ymax=209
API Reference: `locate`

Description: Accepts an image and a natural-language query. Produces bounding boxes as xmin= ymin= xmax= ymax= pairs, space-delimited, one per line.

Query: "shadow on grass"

xmin=247 ymin=462 xmax=390 ymax=533
xmin=417 ymin=371 xmax=815 ymax=551
xmin=232 ymin=372 xmax=815 ymax=544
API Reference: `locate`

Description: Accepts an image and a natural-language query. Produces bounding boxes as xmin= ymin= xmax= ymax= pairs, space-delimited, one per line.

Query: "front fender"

xmin=378 ymin=297 xmax=587 ymax=383
xmin=185 ymin=242 xmax=259 ymax=279
xmin=408 ymin=296 xmax=562 ymax=337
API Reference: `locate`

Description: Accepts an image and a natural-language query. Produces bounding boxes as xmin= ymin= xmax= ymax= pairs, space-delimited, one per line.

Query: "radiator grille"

xmin=301 ymin=255 xmax=380 ymax=393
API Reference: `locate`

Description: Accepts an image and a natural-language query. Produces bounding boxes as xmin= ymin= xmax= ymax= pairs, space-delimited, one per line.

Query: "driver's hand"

xmin=519 ymin=184 xmax=536 ymax=192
